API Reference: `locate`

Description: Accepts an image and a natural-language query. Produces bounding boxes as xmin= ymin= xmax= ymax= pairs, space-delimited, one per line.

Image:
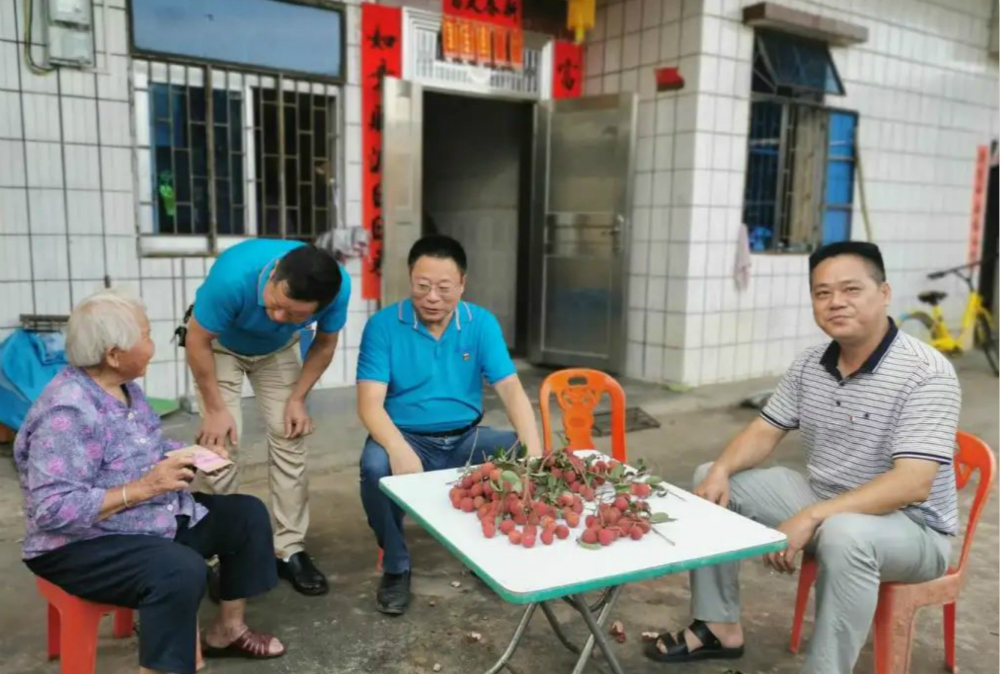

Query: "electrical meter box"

xmin=42 ymin=0 xmax=94 ymax=67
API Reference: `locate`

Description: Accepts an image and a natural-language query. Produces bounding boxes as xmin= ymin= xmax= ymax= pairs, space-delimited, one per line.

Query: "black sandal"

xmin=644 ymin=619 xmax=744 ymax=663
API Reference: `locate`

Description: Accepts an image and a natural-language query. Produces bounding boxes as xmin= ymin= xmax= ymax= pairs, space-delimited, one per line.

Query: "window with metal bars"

xmin=742 ymin=32 xmax=857 ymax=253
xmin=135 ymin=61 xmax=340 ymax=254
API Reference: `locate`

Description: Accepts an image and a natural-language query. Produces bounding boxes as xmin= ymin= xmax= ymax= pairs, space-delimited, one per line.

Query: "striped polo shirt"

xmin=761 ymin=319 xmax=960 ymax=536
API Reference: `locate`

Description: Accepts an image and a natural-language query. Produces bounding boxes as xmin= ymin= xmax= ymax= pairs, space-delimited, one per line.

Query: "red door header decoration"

xmin=442 ymin=0 xmax=523 ymax=69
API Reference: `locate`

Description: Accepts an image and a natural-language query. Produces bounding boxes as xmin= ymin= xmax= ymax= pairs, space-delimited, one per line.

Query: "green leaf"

xmin=647 ymin=475 xmax=664 ymax=486
xmin=576 ymin=540 xmax=602 ymax=551
xmin=610 ymin=463 xmax=625 ymax=480
xmin=649 ymin=512 xmax=675 ymax=524
xmin=614 ymin=484 xmax=631 ymax=494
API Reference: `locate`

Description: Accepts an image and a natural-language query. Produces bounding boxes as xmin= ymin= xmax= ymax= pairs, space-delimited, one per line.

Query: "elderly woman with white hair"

xmin=14 ymin=289 xmax=286 ymax=674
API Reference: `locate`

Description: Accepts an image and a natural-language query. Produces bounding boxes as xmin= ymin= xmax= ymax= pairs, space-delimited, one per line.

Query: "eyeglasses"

xmin=412 ymin=282 xmax=459 ymax=299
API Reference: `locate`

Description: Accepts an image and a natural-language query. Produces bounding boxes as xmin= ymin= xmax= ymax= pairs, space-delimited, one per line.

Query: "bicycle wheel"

xmin=898 ymin=312 xmax=935 ymax=343
xmin=976 ymin=313 xmax=999 ymax=376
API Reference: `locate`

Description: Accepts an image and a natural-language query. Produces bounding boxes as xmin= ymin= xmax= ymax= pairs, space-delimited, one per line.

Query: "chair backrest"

xmin=539 ymin=368 xmax=627 ymax=461
xmin=953 ymin=431 xmax=996 ymax=575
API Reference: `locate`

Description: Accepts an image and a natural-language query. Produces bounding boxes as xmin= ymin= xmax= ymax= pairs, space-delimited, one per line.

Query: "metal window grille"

xmin=252 ymin=85 xmax=337 ymax=240
xmin=743 ymin=33 xmax=856 ymax=254
xmin=135 ymin=60 xmax=340 ymax=246
xmin=743 ymin=100 xmax=832 ymax=253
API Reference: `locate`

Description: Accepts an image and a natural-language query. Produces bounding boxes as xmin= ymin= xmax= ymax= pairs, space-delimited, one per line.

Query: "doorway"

xmin=421 ymin=92 xmax=535 ymax=354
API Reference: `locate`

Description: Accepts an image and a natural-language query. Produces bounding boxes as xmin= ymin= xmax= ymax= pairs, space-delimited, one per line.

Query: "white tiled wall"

xmin=589 ymin=0 xmax=999 ymax=385
xmin=2 ymin=0 xmax=996 ymax=396
xmin=0 ymin=0 xmax=370 ymax=400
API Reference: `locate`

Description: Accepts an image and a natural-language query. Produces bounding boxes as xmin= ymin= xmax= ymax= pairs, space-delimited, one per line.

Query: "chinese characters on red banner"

xmin=969 ymin=145 xmax=989 ymax=265
xmin=361 ymin=4 xmax=402 ymax=300
xmin=442 ymin=0 xmax=522 ymax=69
xmin=552 ymin=41 xmax=583 ymax=99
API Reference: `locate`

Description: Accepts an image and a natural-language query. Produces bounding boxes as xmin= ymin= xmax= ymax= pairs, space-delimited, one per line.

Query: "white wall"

xmin=2 ymin=0 xmax=996 ymax=395
xmin=587 ymin=0 xmax=999 ymax=385
xmin=0 ymin=0 xmax=371 ymax=400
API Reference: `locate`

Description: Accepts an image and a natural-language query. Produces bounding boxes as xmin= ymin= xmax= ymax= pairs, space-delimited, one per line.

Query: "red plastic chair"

xmin=36 ymin=577 xmax=134 ymax=674
xmin=788 ymin=431 xmax=996 ymax=673
xmin=539 ymin=368 xmax=627 ymax=462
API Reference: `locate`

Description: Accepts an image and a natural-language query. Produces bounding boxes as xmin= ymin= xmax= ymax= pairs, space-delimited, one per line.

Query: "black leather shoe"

xmin=376 ymin=571 xmax=411 ymax=615
xmin=277 ymin=551 xmax=329 ymax=596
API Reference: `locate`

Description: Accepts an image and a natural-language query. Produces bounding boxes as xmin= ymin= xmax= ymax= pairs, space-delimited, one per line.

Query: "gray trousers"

xmin=690 ymin=463 xmax=951 ymax=674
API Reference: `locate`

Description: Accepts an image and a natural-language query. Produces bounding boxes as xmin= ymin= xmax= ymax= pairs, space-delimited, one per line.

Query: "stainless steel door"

xmin=381 ymin=78 xmax=423 ymax=305
xmin=528 ymin=92 xmax=638 ymax=373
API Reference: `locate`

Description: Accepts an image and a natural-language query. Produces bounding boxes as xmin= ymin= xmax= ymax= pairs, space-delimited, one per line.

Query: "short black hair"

xmin=407 ymin=234 xmax=467 ymax=273
xmin=273 ymin=244 xmax=342 ymax=309
xmin=809 ymin=241 xmax=886 ymax=285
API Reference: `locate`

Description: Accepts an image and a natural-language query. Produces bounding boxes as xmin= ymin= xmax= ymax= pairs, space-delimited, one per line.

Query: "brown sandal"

xmin=202 ymin=629 xmax=286 ymax=660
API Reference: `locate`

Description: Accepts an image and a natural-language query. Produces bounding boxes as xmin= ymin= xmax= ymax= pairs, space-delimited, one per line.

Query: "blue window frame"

xmin=822 ymin=111 xmax=857 ymax=245
xmin=753 ymin=31 xmax=844 ymax=97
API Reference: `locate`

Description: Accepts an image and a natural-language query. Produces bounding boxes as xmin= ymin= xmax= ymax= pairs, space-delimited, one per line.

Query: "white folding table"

xmin=380 ymin=453 xmax=786 ymax=674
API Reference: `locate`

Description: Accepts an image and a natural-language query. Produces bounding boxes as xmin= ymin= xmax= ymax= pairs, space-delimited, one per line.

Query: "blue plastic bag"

xmin=0 ymin=329 xmax=68 ymax=430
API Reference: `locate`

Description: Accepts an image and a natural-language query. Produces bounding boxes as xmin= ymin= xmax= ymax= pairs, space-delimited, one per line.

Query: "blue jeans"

xmin=360 ymin=426 xmax=518 ymax=574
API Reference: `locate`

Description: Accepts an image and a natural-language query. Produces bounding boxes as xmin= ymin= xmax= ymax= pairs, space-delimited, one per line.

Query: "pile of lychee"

xmin=447 ymin=447 xmax=670 ymax=550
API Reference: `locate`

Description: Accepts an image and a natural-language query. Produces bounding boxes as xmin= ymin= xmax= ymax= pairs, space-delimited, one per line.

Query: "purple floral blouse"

xmin=14 ymin=367 xmax=207 ymax=560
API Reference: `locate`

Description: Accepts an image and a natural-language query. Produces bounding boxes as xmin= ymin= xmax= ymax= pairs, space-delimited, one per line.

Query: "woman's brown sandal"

xmin=202 ymin=629 xmax=285 ymax=660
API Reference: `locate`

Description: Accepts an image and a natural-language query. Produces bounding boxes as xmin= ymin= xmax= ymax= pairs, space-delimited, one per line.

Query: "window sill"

xmin=751 ymin=250 xmax=811 ymax=256
xmin=139 ymin=235 xmax=251 ymax=258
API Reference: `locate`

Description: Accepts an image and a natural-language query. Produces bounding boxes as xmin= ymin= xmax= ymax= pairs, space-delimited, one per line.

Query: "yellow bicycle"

xmin=898 ymin=260 xmax=999 ymax=376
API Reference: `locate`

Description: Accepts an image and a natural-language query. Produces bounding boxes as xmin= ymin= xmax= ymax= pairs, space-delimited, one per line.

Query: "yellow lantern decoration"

xmin=567 ymin=0 xmax=595 ymax=43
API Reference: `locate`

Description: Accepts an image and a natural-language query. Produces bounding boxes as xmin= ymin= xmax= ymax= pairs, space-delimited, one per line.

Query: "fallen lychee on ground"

xmin=447 ymin=447 xmax=675 ymax=549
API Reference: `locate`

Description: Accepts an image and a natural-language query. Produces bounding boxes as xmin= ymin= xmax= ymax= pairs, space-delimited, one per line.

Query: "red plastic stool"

xmin=36 ymin=577 xmax=134 ymax=674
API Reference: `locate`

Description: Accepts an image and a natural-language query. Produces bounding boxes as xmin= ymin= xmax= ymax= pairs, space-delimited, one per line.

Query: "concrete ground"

xmin=1 ymin=356 xmax=996 ymax=674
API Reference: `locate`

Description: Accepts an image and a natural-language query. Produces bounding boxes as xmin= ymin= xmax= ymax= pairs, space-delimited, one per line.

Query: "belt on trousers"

xmin=406 ymin=413 xmax=484 ymax=438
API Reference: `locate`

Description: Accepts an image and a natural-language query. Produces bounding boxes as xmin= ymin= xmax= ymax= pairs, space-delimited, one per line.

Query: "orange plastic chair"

xmin=788 ymin=431 xmax=996 ymax=673
xmin=36 ymin=576 xmax=134 ymax=674
xmin=539 ymin=368 xmax=627 ymax=462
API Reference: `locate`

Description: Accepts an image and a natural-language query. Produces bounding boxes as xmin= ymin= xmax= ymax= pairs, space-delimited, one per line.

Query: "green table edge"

xmin=380 ymin=479 xmax=788 ymax=605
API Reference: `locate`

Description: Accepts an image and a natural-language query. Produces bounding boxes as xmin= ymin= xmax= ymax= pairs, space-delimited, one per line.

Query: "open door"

xmin=381 ymin=77 xmax=423 ymax=305
xmin=528 ymin=92 xmax=638 ymax=373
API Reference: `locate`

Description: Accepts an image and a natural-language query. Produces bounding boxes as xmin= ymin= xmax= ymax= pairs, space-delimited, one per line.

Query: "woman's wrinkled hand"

xmin=141 ymin=454 xmax=196 ymax=497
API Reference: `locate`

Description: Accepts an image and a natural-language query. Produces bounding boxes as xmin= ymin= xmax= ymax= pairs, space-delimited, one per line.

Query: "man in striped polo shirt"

xmin=647 ymin=242 xmax=959 ymax=674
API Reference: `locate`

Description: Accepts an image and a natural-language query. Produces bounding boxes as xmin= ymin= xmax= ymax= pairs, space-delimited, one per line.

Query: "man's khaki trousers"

xmin=196 ymin=338 xmax=308 ymax=560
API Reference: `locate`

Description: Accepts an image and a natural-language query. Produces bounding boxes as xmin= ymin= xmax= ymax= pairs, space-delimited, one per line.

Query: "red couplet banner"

xmin=360 ymin=4 xmax=403 ymax=301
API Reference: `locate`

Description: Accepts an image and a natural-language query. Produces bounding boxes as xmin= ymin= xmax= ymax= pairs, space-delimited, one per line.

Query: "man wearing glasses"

xmin=357 ymin=234 xmax=541 ymax=615
xmin=186 ymin=240 xmax=350 ymax=596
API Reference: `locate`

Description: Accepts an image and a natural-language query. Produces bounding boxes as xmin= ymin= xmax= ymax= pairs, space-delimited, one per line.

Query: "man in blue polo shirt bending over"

xmin=357 ymin=234 xmax=541 ymax=615
xmin=186 ymin=239 xmax=350 ymax=596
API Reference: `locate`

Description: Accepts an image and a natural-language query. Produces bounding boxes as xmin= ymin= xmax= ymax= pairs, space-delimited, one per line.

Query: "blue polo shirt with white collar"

xmin=193 ymin=239 xmax=351 ymax=356
xmin=356 ymin=300 xmax=516 ymax=433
